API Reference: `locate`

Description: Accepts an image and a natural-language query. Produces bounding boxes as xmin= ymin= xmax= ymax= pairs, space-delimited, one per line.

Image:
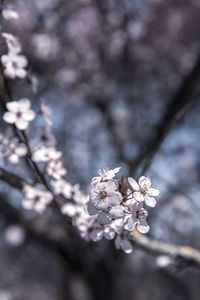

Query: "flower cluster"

xmin=80 ymin=167 xmax=160 ymax=253
xmin=3 ymin=99 xmax=35 ymax=130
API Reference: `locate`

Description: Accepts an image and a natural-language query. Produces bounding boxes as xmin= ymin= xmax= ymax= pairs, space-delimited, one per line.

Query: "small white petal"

xmin=61 ymin=203 xmax=76 ymax=217
xmin=97 ymin=212 xmax=111 ymax=225
xmin=148 ymin=188 xmax=160 ymax=197
xmin=137 ymin=220 xmax=150 ymax=233
xmin=3 ymin=112 xmax=16 ymax=124
xmin=121 ymin=239 xmax=133 ymax=254
xmin=22 ymin=199 xmax=33 ymax=210
xmin=86 ymin=200 xmax=98 ymax=216
xmin=109 ymin=205 xmax=124 ymax=219
xmin=133 ymin=191 xmax=144 ymax=202
xmin=144 ymin=195 xmax=156 ymax=207
xmin=15 ymin=118 xmax=28 ymax=130
xmin=139 ymin=176 xmax=151 ymax=190
xmin=128 ymin=177 xmax=140 ymax=191
xmin=90 ymin=229 xmax=103 ymax=242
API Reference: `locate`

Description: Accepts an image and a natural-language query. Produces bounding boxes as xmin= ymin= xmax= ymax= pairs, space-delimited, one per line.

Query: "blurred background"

xmin=0 ymin=0 xmax=200 ymax=299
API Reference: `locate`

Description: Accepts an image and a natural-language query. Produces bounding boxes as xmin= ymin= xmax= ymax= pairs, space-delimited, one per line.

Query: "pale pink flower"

xmin=32 ymin=146 xmax=62 ymax=162
xmin=91 ymin=167 xmax=121 ymax=185
xmin=2 ymin=32 xmax=21 ymax=53
xmin=124 ymin=201 xmax=150 ymax=233
xmin=39 ymin=101 xmax=52 ymax=126
xmin=1 ymin=52 xmax=28 ymax=79
xmin=128 ymin=176 xmax=160 ymax=207
xmin=47 ymin=160 xmax=67 ymax=179
xmin=22 ymin=184 xmax=53 ymax=214
xmin=2 ymin=9 xmax=19 ymax=20
xmin=3 ymin=99 xmax=35 ymax=130
xmin=90 ymin=180 xmax=122 ymax=211
xmin=51 ymin=179 xmax=73 ymax=198
xmin=5 ymin=137 xmax=27 ymax=164
xmin=114 ymin=235 xmax=133 ymax=254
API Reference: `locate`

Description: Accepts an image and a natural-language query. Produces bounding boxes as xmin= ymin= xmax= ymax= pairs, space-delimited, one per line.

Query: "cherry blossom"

xmin=46 ymin=160 xmax=67 ymax=179
xmin=114 ymin=234 xmax=133 ymax=254
xmin=51 ymin=179 xmax=73 ymax=198
xmin=39 ymin=101 xmax=52 ymax=126
xmin=5 ymin=137 xmax=27 ymax=164
xmin=124 ymin=201 xmax=150 ymax=233
xmin=2 ymin=9 xmax=19 ymax=20
xmin=2 ymin=32 xmax=21 ymax=53
xmin=91 ymin=167 xmax=121 ymax=185
xmin=3 ymin=99 xmax=35 ymax=130
xmin=128 ymin=176 xmax=160 ymax=207
xmin=32 ymin=146 xmax=62 ymax=162
xmin=89 ymin=180 xmax=122 ymax=211
xmin=22 ymin=184 xmax=53 ymax=213
xmin=1 ymin=52 xmax=28 ymax=79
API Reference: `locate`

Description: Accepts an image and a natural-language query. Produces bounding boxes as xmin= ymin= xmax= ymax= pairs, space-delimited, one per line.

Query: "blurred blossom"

xmin=4 ymin=225 xmax=25 ymax=247
xmin=31 ymin=34 xmax=60 ymax=59
xmin=156 ymin=255 xmax=172 ymax=267
xmin=2 ymin=9 xmax=19 ymax=20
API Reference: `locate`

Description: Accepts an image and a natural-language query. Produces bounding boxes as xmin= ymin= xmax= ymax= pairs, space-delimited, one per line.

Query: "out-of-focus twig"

xmin=131 ymin=230 xmax=200 ymax=266
xmin=131 ymin=56 xmax=200 ymax=176
xmin=0 ymin=166 xmax=29 ymax=189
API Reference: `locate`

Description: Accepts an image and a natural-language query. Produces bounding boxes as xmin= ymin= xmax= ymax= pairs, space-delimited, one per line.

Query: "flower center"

xmin=99 ymin=191 xmax=108 ymax=199
xmin=16 ymin=111 xmax=22 ymax=118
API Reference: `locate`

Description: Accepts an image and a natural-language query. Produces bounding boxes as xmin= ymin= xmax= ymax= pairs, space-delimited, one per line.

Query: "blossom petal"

xmin=104 ymin=228 xmax=115 ymax=240
xmin=139 ymin=176 xmax=151 ymax=190
xmin=108 ymin=191 xmax=123 ymax=207
xmin=15 ymin=118 xmax=28 ymax=130
xmin=22 ymin=199 xmax=33 ymax=210
xmin=61 ymin=203 xmax=76 ymax=217
xmin=90 ymin=229 xmax=103 ymax=242
xmin=137 ymin=219 xmax=150 ymax=233
xmin=86 ymin=200 xmax=98 ymax=216
xmin=144 ymin=195 xmax=156 ymax=207
xmin=133 ymin=191 xmax=144 ymax=202
xmin=148 ymin=188 xmax=160 ymax=197
xmin=3 ymin=112 xmax=16 ymax=124
xmin=97 ymin=212 xmax=111 ymax=225
xmin=109 ymin=205 xmax=124 ymax=219
xmin=128 ymin=177 xmax=140 ymax=191
xmin=121 ymin=239 xmax=133 ymax=254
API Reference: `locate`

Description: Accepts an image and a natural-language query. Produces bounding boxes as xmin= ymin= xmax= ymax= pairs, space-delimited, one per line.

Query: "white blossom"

xmin=61 ymin=202 xmax=76 ymax=217
xmin=91 ymin=167 xmax=121 ymax=185
xmin=90 ymin=180 xmax=122 ymax=211
xmin=3 ymin=99 xmax=35 ymax=130
xmin=4 ymin=225 xmax=25 ymax=247
xmin=114 ymin=235 xmax=133 ymax=254
xmin=22 ymin=184 xmax=53 ymax=214
xmin=51 ymin=179 xmax=73 ymax=198
xmin=46 ymin=160 xmax=67 ymax=179
xmin=2 ymin=32 xmax=21 ymax=53
xmin=124 ymin=201 xmax=150 ymax=233
xmin=1 ymin=52 xmax=28 ymax=79
xmin=32 ymin=146 xmax=62 ymax=162
xmin=39 ymin=101 xmax=52 ymax=126
xmin=5 ymin=137 xmax=27 ymax=164
xmin=128 ymin=176 xmax=160 ymax=207
xmin=2 ymin=9 xmax=19 ymax=20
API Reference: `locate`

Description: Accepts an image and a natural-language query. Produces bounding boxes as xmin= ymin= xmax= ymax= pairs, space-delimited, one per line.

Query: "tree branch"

xmin=130 ymin=56 xmax=200 ymax=175
xmin=131 ymin=230 xmax=200 ymax=266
